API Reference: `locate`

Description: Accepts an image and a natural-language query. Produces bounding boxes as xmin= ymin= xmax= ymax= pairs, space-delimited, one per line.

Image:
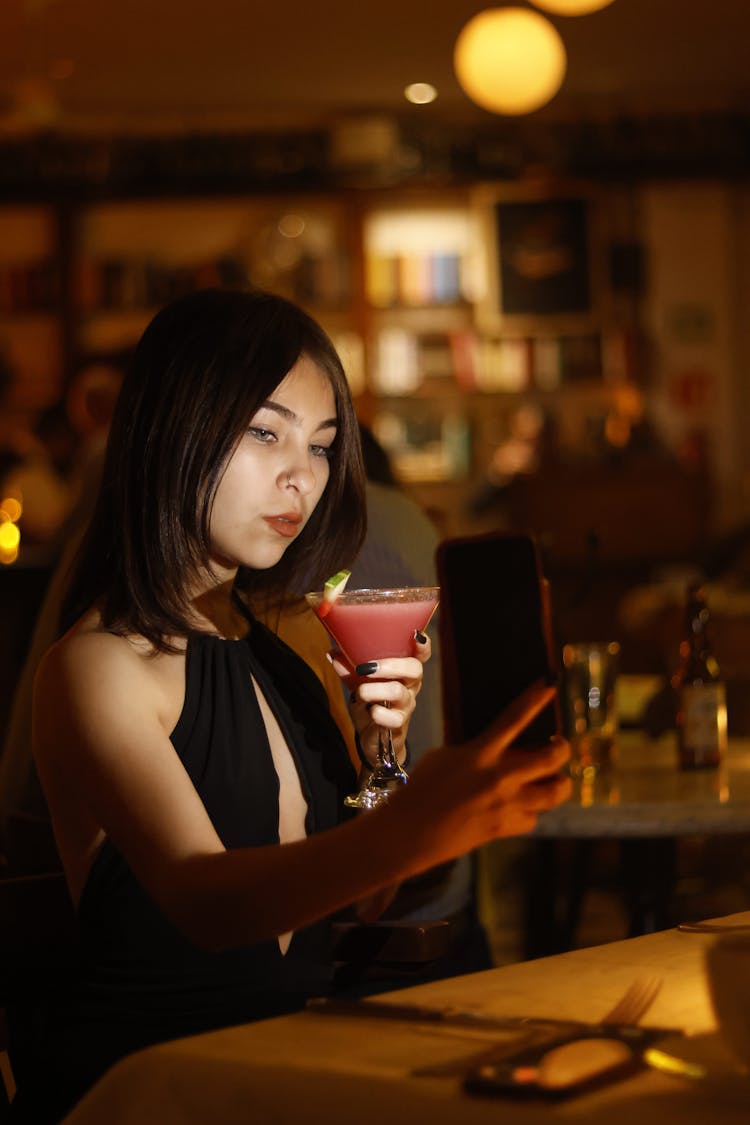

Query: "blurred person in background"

xmin=0 ymin=353 xmax=129 ymax=833
xmin=0 ymin=348 xmax=70 ymax=549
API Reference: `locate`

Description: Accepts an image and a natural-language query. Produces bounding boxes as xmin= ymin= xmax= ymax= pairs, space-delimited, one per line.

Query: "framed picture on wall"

xmin=473 ymin=184 xmax=602 ymax=335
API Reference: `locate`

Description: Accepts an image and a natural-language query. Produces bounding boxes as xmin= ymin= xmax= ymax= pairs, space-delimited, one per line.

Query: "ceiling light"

xmin=454 ymin=8 xmax=566 ymax=116
xmin=404 ymin=82 xmax=438 ymax=105
xmin=277 ymin=213 xmax=306 ymax=239
xmin=531 ymin=0 xmax=616 ymax=13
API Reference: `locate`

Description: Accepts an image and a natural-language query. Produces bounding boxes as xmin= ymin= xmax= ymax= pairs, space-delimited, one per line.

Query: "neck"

xmin=189 ymin=576 xmax=248 ymax=639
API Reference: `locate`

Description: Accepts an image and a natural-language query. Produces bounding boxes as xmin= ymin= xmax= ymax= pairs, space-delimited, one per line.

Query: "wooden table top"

xmin=62 ymin=912 xmax=750 ymax=1125
xmin=534 ymin=732 xmax=750 ymax=838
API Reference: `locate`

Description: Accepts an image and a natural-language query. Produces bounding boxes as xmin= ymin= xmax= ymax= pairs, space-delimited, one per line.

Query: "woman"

xmin=23 ymin=288 xmax=569 ymax=1121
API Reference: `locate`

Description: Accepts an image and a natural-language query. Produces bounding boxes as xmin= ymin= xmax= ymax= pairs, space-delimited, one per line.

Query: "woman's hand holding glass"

xmin=328 ymin=630 xmax=430 ymax=770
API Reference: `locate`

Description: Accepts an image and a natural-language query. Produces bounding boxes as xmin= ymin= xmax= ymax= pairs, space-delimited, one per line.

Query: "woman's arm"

xmin=34 ymin=631 xmax=569 ymax=953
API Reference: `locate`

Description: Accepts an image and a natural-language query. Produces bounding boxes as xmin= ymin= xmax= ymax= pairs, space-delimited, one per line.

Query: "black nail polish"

xmin=414 ymin=630 xmax=428 ymax=645
xmin=355 ymin=661 xmax=378 ymax=676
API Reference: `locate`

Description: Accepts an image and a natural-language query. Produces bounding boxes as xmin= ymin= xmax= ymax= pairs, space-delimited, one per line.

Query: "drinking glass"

xmin=306 ymin=586 xmax=439 ymax=810
xmin=562 ymin=641 xmax=620 ymax=778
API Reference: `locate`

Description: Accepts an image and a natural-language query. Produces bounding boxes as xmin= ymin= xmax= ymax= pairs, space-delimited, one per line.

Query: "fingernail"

xmin=414 ymin=630 xmax=428 ymax=645
xmin=355 ymin=661 xmax=378 ymax=676
xmin=325 ymin=652 xmax=334 ymax=665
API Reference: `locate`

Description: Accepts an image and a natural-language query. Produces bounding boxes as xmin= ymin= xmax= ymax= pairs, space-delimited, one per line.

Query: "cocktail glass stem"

xmin=343 ymin=706 xmax=408 ymax=811
xmin=373 ymin=705 xmax=407 ymax=782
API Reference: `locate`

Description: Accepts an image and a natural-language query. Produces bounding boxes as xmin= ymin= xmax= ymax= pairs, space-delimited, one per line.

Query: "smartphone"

xmin=436 ymin=531 xmax=560 ymax=746
xmin=463 ymin=1033 xmax=641 ymax=1100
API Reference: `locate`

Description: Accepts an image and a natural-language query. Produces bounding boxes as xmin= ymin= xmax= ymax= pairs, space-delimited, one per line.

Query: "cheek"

xmin=314 ymin=459 xmax=331 ymax=501
xmin=210 ymin=464 xmax=246 ymax=529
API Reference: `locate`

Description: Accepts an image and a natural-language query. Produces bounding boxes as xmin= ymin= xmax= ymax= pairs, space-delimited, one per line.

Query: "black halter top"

xmin=42 ymin=618 xmax=356 ymax=1112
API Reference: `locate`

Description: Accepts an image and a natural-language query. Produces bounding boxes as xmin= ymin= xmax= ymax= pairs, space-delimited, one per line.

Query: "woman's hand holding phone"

xmin=380 ymin=681 xmax=571 ymax=875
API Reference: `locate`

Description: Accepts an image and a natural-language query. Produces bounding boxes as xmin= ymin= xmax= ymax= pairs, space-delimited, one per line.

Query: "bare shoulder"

xmin=33 ymin=614 xmax=166 ymax=763
xmin=36 ymin=614 xmax=152 ymax=699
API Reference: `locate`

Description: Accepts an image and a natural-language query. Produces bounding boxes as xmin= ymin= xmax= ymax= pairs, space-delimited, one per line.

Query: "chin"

xmin=242 ymin=546 xmax=291 ymax=571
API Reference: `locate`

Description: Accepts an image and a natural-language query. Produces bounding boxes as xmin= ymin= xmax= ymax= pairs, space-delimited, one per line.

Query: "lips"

xmin=264 ymin=512 xmax=303 ymax=539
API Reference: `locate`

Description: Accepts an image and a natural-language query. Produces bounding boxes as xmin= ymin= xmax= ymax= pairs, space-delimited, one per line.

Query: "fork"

xmin=410 ymin=976 xmax=664 ymax=1079
xmin=598 ymin=974 xmax=662 ymax=1025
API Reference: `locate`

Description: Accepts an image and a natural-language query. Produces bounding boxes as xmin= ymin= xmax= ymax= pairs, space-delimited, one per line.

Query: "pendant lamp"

xmin=531 ymin=0 xmax=616 ymax=14
xmin=454 ymin=8 xmax=566 ymax=116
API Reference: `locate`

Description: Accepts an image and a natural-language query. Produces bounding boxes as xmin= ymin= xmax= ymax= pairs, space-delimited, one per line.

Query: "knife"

xmin=307 ymin=996 xmax=702 ymax=1081
xmin=307 ymin=996 xmax=583 ymax=1032
xmin=305 ymin=996 xmax=677 ymax=1037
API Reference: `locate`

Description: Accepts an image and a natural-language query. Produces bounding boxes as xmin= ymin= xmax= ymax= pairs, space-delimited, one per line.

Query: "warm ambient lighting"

xmin=404 ymin=82 xmax=438 ymax=105
xmin=0 ymin=494 xmax=22 ymax=565
xmin=0 ymin=496 xmax=22 ymax=523
xmin=454 ymin=8 xmax=566 ymax=116
xmin=0 ymin=517 xmax=20 ymax=565
xmin=531 ymin=0 xmax=616 ymax=14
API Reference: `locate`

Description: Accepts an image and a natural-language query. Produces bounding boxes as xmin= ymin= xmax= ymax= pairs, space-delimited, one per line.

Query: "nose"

xmin=280 ymin=461 xmax=316 ymax=495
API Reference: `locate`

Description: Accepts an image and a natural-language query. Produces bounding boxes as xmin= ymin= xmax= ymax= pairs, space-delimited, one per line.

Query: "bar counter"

xmin=62 ymin=911 xmax=750 ymax=1125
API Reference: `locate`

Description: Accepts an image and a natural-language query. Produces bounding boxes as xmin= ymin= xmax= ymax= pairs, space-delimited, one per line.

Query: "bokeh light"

xmin=531 ymin=0 xmax=616 ymax=14
xmin=405 ymin=83 xmax=438 ymax=106
xmin=454 ymin=8 xmax=567 ymax=116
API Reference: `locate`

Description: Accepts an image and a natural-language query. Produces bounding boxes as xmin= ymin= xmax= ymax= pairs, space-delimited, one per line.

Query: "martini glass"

xmin=306 ymin=585 xmax=439 ymax=810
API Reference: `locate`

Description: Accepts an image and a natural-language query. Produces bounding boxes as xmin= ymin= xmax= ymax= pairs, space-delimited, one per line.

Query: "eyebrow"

xmin=260 ymin=398 xmax=338 ymax=432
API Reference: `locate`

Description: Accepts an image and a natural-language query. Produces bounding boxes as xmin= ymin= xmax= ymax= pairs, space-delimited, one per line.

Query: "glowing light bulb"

xmin=0 ymin=496 xmax=22 ymax=522
xmin=405 ymin=82 xmax=438 ymax=105
xmin=454 ymin=8 xmax=566 ymax=116
xmin=531 ymin=0 xmax=616 ymax=14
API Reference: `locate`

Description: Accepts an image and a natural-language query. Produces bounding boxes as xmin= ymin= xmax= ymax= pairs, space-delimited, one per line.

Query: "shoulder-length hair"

xmin=61 ymin=288 xmax=366 ymax=650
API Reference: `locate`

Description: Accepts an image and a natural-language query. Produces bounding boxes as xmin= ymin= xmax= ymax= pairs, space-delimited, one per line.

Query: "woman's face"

xmin=207 ymin=354 xmax=337 ymax=581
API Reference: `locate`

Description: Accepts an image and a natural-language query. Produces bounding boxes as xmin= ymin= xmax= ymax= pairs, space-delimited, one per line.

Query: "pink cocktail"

xmin=305 ymin=586 xmax=439 ymax=809
xmin=321 ymin=590 xmax=439 ymax=669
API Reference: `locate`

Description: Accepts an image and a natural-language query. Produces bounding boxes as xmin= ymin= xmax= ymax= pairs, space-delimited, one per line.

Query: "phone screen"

xmin=436 ymin=531 xmax=560 ymax=746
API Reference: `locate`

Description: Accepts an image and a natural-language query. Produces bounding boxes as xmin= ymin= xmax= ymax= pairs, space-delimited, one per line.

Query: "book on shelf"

xmin=0 ymin=261 xmax=59 ymax=314
xmin=397 ymin=254 xmax=432 ymax=306
xmin=372 ymin=328 xmax=421 ymax=395
xmin=418 ymin=333 xmax=455 ymax=379
xmin=533 ymin=337 xmax=562 ymax=391
xmin=365 ymin=251 xmax=464 ymax=308
xmin=431 ymin=253 xmax=462 ymax=304
xmin=473 ymin=337 xmax=538 ymax=393
xmin=365 ymin=254 xmax=398 ymax=308
xmin=449 ymin=330 xmax=478 ymax=390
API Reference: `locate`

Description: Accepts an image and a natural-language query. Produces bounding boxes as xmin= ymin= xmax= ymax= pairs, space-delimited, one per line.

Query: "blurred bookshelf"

xmin=0 ymin=182 xmax=657 ymax=543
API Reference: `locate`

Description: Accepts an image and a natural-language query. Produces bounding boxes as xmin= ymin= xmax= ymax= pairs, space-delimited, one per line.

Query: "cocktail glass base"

xmin=344 ymin=769 xmax=408 ymax=811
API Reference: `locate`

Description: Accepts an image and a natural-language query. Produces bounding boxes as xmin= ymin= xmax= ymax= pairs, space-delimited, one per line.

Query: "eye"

xmin=248 ymin=426 xmax=276 ymax=444
xmin=310 ymin=443 xmax=335 ymax=460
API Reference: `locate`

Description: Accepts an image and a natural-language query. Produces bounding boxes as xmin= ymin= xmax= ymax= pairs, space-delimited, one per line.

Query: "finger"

xmin=354 ymin=657 xmax=424 ymax=683
xmin=326 ymin=651 xmax=354 ymax=680
xmin=358 ymin=681 xmax=414 ymax=708
xmin=413 ymin=631 xmax=432 ymax=663
xmin=499 ymin=738 xmax=570 ymax=785
xmin=516 ymin=771 xmax=572 ymax=812
xmin=473 ymin=681 xmax=557 ymax=762
xmin=366 ymin=703 xmax=407 ymax=729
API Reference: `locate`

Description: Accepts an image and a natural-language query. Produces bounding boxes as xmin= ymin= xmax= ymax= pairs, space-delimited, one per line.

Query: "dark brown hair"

xmin=61 ymin=288 xmax=366 ymax=650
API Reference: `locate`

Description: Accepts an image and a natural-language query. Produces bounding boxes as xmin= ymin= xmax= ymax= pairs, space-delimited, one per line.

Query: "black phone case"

xmin=436 ymin=531 xmax=560 ymax=746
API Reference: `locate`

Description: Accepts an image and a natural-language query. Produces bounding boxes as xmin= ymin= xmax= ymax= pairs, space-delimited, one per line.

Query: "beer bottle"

xmin=674 ymin=583 xmax=727 ymax=770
